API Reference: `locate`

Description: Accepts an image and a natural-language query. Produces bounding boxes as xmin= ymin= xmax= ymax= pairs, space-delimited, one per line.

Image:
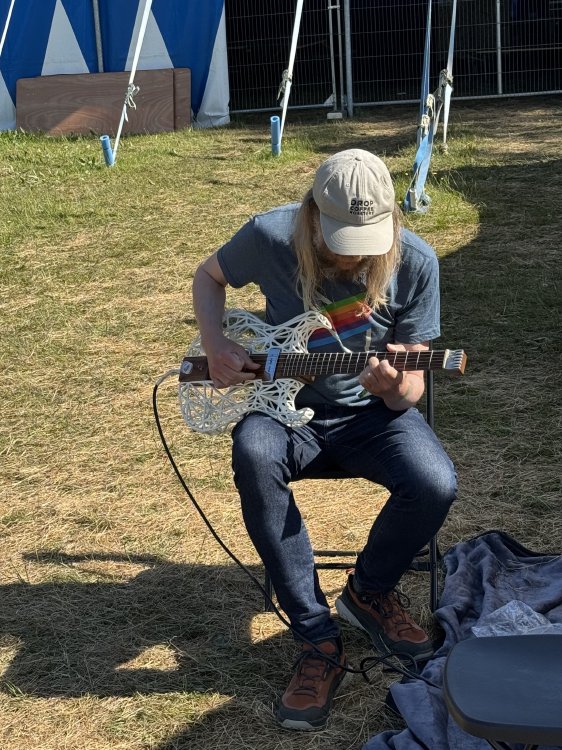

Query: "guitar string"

xmin=279 ymin=350 xmax=442 ymax=376
xmin=251 ymin=350 xmax=445 ymax=377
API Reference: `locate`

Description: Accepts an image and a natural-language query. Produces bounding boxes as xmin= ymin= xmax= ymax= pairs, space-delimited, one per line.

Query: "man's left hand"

xmin=358 ymin=342 xmax=426 ymax=410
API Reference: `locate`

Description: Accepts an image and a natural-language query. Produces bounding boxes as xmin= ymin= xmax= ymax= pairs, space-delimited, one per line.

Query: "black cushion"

xmin=443 ymin=634 xmax=562 ymax=745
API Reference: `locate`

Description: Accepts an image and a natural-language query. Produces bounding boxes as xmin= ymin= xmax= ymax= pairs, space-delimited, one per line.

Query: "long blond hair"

xmin=292 ymin=189 xmax=402 ymax=311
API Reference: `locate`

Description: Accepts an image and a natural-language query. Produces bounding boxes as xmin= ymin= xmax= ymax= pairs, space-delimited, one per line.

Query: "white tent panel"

xmin=42 ymin=0 xmax=89 ymax=76
xmin=0 ymin=71 xmax=15 ymax=130
xmin=126 ymin=8 xmax=172 ymax=72
xmin=195 ymin=6 xmax=229 ymax=128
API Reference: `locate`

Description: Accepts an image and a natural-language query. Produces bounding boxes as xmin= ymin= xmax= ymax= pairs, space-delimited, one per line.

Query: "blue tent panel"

xmin=0 ymin=0 xmax=58 ymax=104
xmin=98 ymin=0 xmax=139 ymax=74
xmin=0 ymin=0 xmax=98 ymax=105
xmin=152 ymin=0 xmax=223 ymax=114
xmin=99 ymin=0 xmax=224 ymax=115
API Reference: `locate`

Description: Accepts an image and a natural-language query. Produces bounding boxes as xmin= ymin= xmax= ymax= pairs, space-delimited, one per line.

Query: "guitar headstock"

xmin=443 ymin=349 xmax=467 ymax=375
xmin=178 ymin=356 xmax=210 ymax=382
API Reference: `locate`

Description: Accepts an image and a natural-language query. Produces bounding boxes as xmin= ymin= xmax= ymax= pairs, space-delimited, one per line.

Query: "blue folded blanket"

xmin=364 ymin=530 xmax=562 ymax=750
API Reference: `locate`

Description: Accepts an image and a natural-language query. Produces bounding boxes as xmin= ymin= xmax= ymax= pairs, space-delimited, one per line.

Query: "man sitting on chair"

xmin=191 ymin=149 xmax=457 ymax=731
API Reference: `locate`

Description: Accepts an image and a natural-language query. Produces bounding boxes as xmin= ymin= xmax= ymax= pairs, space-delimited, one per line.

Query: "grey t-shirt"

xmin=217 ymin=203 xmax=440 ymax=408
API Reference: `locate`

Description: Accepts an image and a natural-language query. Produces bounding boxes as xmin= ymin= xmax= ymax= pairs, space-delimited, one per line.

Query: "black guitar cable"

xmin=152 ymin=371 xmax=441 ymax=689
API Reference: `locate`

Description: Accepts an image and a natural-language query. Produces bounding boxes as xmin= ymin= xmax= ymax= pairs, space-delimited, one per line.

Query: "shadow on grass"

xmin=1 ymin=552 xmax=288 ymax=700
xmin=0 ymin=550 xmax=409 ymax=747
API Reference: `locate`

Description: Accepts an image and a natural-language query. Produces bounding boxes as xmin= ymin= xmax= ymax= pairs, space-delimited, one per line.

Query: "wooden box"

xmin=16 ymin=68 xmax=191 ymax=136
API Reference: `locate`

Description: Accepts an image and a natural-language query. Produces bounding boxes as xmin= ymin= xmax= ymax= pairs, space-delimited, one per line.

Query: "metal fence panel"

xmin=497 ymin=0 xmax=562 ymax=95
xmin=224 ymin=0 xmax=561 ymax=114
xmin=350 ymin=0 xmax=561 ymax=105
xmin=226 ymin=0 xmax=337 ymax=112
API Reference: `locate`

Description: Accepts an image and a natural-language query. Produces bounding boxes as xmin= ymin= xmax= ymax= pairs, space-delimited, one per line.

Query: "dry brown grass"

xmin=1 ymin=97 xmax=560 ymax=749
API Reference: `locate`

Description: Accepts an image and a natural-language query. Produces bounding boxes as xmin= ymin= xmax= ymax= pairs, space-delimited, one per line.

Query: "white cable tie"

xmin=420 ymin=113 xmax=431 ymax=135
xmin=122 ymin=84 xmax=140 ymax=123
xmin=277 ymin=69 xmax=292 ymax=101
xmin=125 ymin=83 xmax=140 ymax=110
xmin=425 ymin=93 xmax=435 ymax=115
xmin=439 ymin=68 xmax=453 ymax=88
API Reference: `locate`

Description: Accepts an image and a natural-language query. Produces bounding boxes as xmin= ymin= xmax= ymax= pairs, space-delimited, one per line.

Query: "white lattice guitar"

xmin=178 ymin=309 xmax=467 ymax=435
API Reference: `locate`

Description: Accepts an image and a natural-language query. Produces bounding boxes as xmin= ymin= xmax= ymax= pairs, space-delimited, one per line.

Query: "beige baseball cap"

xmin=312 ymin=148 xmax=395 ymax=256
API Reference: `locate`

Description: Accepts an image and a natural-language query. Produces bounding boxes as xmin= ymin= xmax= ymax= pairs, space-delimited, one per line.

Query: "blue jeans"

xmin=231 ymin=402 xmax=457 ymax=643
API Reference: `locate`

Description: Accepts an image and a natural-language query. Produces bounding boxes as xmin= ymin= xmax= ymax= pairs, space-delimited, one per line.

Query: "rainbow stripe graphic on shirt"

xmin=308 ymin=293 xmax=372 ymax=349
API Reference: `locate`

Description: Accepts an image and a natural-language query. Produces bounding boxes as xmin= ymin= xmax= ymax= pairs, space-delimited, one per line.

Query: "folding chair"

xmin=263 ymin=364 xmax=441 ymax=613
xmin=443 ymin=634 xmax=562 ymax=750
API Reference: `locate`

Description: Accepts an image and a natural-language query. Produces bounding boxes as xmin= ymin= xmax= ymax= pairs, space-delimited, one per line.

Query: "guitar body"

xmin=179 ymin=309 xmax=335 ymax=434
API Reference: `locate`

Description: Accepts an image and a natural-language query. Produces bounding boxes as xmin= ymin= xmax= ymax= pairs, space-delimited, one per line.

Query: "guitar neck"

xmin=178 ymin=348 xmax=467 ymax=383
xmin=266 ymin=350 xmax=450 ymax=378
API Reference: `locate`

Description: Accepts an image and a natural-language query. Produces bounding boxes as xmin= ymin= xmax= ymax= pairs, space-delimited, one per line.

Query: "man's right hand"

xmin=204 ymin=337 xmax=260 ymax=389
xmin=192 ymin=252 xmax=260 ymax=388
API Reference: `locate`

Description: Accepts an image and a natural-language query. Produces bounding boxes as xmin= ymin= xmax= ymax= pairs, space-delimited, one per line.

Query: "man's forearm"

xmin=192 ymin=265 xmax=228 ymax=348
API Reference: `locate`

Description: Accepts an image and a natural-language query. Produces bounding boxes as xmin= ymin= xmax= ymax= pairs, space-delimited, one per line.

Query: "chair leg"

xmin=429 ymin=535 xmax=440 ymax=611
xmin=263 ymin=569 xmax=274 ymax=612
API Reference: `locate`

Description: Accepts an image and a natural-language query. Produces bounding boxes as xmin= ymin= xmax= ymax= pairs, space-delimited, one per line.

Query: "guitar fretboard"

xmin=256 ymin=350 xmax=446 ymax=378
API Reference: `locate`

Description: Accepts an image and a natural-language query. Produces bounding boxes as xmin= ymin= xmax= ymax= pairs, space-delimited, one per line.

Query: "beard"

xmin=315 ymin=241 xmax=376 ymax=282
xmin=311 ymin=214 xmax=379 ymax=282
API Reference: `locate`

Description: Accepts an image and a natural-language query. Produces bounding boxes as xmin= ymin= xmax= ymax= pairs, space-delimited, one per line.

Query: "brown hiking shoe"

xmin=276 ymin=638 xmax=347 ymax=731
xmin=335 ymin=574 xmax=434 ymax=662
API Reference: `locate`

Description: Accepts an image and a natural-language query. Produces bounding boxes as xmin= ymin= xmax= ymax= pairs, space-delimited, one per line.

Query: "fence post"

xmin=328 ymin=1 xmax=339 ymax=113
xmin=336 ymin=1 xmax=346 ymax=115
xmin=343 ymin=0 xmax=354 ymax=117
xmin=92 ymin=0 xmax=104 ymax=73
xmin=495 ymin=0 xmax=503 ymax=95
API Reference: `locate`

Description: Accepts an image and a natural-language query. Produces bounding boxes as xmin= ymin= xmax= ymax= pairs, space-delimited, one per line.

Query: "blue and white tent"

xmin=0 ymin=0 xmax=230 ymax=131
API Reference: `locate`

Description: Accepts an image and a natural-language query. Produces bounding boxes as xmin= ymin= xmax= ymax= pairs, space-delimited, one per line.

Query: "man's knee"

xmin=232 ymin=414 xmax=287 ymax=478
xmin=397 ymin=454 xmax=457 ymax=509
xmin=429 ymin=460 xmax=457 ymax=509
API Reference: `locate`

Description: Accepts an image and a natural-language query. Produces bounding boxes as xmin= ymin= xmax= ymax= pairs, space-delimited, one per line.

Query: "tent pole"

xmin=335 ymin=1 xmax=345 ymax=115
xmin=0 ymin=0 xmax=16 ymax=58
xmin=112 ymin=0 xmax=153 ymax=158
xmin=441 ymin=0 xmax=457 ymax=147
xmin=495 ymin=0 xmax=503 ymax=95
xmin=101 ymin=0 xmax=153 ymax=166
xmin=279 ymin=0 xmax=305 ymax=140
xmin=92 ymin=0 xmax=104 ymax=73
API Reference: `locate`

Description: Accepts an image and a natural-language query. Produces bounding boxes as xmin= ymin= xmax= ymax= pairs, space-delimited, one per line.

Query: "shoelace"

xmin=361 ymin=588 xmax=419 ymax=635
xmin=291 ymin=649 xmax=336 ymax=696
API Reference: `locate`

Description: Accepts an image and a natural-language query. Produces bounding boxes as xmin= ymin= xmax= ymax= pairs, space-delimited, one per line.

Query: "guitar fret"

xmin=293 ymin=353 xmax=300 ymax=375
xmin=275 ymin=349 xmax=447 ymax=377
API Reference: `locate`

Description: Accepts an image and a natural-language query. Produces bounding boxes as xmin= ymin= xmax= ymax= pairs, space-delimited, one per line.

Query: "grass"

xmin=1 ymin=96 xmax=561 ymax=750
